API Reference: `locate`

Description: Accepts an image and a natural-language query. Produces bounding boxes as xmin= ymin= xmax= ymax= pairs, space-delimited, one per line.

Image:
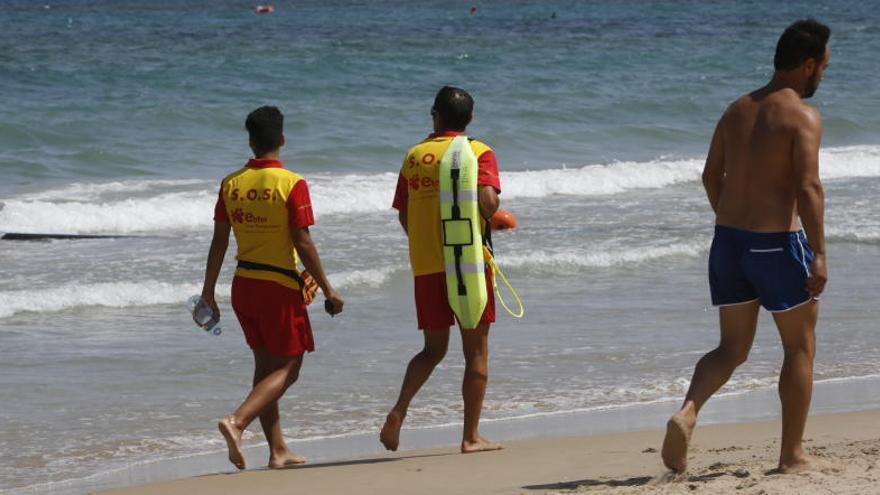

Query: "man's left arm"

xmin=477 ymin=149 xmax=501 ymax=220
xmin=793 ymin=107 xmax=826 ymax=297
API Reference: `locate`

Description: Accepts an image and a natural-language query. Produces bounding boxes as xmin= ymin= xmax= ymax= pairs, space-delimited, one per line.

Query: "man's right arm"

xmin=200 ymin=220 xmax=230 ymax=318
xmin=200 ymin=183 xmax=231 ymax=318
xmin=702 ymin=118 xmax=726 ymax=213
xmin=398 ymin=210 xmax=408 ymax=234
xmin=793 ymin=106 xmax=827 ymax=297
xmin=287 ymin=180 xmax=344 ymax=315
xmin=291 ymin=226 xmax=344 ymax=315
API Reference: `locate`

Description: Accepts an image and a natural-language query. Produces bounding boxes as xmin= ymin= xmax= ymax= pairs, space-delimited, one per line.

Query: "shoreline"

xmin=14 ymin=373 xmax=880 ymax=494
xmin=99 ymin=408 xmax=880 ymax=495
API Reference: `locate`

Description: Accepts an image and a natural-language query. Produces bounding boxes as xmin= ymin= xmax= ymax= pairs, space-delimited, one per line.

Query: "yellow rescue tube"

xmin=439 ymin=136 xmax=488 ymax=330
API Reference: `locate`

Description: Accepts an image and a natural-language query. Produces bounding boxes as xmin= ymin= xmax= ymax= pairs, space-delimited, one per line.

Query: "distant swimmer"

xmin=662 ymin=19 xmax=830 ymax=474
xmin=198 ymin=106 xmax=344 ymax=470
xmin=380 ymin=86 xmax=503 ymax=454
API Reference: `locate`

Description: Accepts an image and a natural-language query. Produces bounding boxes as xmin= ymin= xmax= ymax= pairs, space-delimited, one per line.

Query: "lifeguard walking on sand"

xmin=199 ymin=106 xmax=344 ymax=470
xmin=380 ymin=86 xmax=504 ymax=454
xmin=662 ymin=19 xmax=831 ymax=474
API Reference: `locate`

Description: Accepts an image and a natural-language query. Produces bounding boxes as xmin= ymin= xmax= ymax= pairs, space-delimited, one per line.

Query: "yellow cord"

xmin=486 ymin=256 xmax=525 ymax=318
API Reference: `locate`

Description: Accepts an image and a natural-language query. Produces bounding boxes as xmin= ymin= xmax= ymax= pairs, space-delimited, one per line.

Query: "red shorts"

xmin=414 ymin=269 xmax=495 ymax=330
xmin=231 ymin=276 xmax=314 ymax=356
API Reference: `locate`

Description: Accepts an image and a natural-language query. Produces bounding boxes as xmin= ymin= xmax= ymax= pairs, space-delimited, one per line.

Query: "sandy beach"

xmin=99 ymin=409 xmax=880 ymax=495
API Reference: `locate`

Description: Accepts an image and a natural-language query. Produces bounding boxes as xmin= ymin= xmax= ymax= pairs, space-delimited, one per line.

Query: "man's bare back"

xmin=711 ymin=88 xmax=822 ymax=232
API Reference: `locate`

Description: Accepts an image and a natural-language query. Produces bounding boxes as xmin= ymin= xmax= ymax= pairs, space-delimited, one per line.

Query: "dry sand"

xmin=101 ymin=409 xmax=880 ymax=495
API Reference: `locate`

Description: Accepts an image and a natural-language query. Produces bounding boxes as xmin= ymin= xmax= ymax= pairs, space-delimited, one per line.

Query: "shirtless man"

xmin=662 ymin=19 xmax=831 ymax=474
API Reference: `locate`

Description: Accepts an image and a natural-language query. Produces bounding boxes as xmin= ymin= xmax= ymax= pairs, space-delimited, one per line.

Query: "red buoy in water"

xmin=470 ymin=6 xmax=477 ymax=14
xmin=255 ymin=5 xmax=274 ymax=13
xmin=490 ymin=210 xmax=517 ymax=231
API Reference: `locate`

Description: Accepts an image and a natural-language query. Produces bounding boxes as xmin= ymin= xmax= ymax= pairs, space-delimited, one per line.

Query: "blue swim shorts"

xmin=709 ymin=225 xmax=815 ymax=312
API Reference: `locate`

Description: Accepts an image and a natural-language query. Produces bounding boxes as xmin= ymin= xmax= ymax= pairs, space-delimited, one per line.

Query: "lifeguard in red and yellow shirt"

xmin=380 ymin=86 xmax=503 ymax=454
xmin=198 ymin=106 xmax=344 ymax=471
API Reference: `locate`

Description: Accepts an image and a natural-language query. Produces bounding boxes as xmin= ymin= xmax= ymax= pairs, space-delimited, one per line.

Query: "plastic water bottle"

xmin=186 ymin=295 xmax=222 ymax=336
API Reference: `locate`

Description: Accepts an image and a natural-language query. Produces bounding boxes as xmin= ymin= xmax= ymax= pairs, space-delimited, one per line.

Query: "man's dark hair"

xmin=245 ymin=106 xmax=284 ymax=155
xmin=774 ymin=19 xmax=831 ymax=71
xmin=432 ymin=86 xmax=473 ymax=130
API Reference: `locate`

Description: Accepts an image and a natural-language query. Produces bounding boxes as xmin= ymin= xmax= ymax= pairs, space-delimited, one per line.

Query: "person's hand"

xmin=323 ymin=288 xmax=344 ymax=316
xmin=197 ymin=291 xmax=220 ymax=327
xmin=806 ymin=253 xmax=827 ymax=298
xmin=300 ymin=270 xmax=319 ymax=305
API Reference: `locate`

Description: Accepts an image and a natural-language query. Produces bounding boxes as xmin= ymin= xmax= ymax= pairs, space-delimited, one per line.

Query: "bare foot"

xmin=268 ymin=451 xmax=307 ymax=469
xmin=461 ymin=436 xmax=503 ymax=454
xmin=777 ymin=452 xmax=822 ymax=474
xmin=218 ymin=416 xmax=246 ymax=470
xmin=379 ymin=411 xmax=403 ymax=451
xmin=661 ymin=410 xmax=695 ymax=473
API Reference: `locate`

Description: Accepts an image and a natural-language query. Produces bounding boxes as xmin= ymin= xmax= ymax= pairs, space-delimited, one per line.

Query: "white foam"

xmin=0 ymin=190 xmax=217 ymax=234
xmin=827 ymin=225 xmax=880 ymax=244
xmin=0 ymin=281 xmax=213 ymax=319
xmin=820 ymin=145 xmax=880 ymax=179
xmin=1 ymin=145 xmax=877 ymax=234
xmin=502 ymin=157 xmax=704 ymax=198
xmin=329 ymin=265 xmax=402 ymax=288
xmin=498 ymin=240 xmax=709 ymax=270
xmin=308 ymin=172 xmax=399 ymax=215
xmin=0 ymin=266 xmax=399 ymax=319
xmin=24 ymin=179 xmax=209 ymax=202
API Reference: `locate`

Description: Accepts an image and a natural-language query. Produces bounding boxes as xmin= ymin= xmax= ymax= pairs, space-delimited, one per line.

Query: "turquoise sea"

xmin=1 ymin=1 xmax=879 ymax=492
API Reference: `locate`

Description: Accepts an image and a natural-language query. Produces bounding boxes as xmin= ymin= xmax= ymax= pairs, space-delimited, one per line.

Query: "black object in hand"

xmin=325 ymin=299 xmax=335 ymax=316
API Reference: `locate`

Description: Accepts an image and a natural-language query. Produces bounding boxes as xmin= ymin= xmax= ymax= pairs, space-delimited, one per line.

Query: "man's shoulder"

xmin=770 ymin=91 xmax=822 ymax=130
xmin=722 ymin=94 xmax=755 ymax=120
xmin=221 ymin=167 xmax=305 ymax=186
xmin=405 ymin=141 xmax=426 ymax=157
xmin=254 ymin=166 xmax=306 ymax=183
xmin=467 ymin=138 xmax=493 ymax=157
xmin=221 ymin=167 xmax=249 ymax=184
xmin=404 ymin=138 xmax=449 ymax=160
xmin=793 ymin=102 xmax=821 ymax=126
xmin=405 ymin=135 xmax=494 ymax=159
xmin=273 ymin=167 xmax=305 ymax=181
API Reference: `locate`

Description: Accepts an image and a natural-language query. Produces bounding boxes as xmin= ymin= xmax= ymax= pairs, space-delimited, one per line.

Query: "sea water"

xmin=1 ymin=0 xmax=879 ymax=492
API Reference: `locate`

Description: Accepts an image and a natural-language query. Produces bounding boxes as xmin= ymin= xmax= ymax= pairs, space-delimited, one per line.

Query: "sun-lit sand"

xmin=99 ymin=409 xmax=880 ymax=495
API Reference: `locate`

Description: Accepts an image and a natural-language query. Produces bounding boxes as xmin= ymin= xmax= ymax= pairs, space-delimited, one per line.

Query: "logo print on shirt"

xmin=230 ymin=208 xmax=268 ymax=224
xmin=231 ymin=208 xmax=245 ymax=224
xmin=408 ymin=174 xmax=439 ymax=192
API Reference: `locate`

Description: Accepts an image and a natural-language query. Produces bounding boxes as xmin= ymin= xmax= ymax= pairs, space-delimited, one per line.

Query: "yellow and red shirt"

xmin=392 ymin=131 xmax=501 ymax=277
xmin=214 ymin=158 xmax=314 ymax=290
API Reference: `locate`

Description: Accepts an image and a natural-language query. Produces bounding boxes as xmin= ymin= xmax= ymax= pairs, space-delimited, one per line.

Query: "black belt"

xmin=237 ymin=260 xmax=304 ymax=287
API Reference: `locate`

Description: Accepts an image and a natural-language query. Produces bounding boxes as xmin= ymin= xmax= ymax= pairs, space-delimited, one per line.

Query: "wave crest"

xmin=1 ymin=145 xmax=877 ymax=234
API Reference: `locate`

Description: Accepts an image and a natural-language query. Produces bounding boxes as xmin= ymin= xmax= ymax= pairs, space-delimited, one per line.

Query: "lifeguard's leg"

xmin=460 ymin=322 xmax=501 ymax=453
xmin=380 ymin=329 xmax=450 ymax=451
